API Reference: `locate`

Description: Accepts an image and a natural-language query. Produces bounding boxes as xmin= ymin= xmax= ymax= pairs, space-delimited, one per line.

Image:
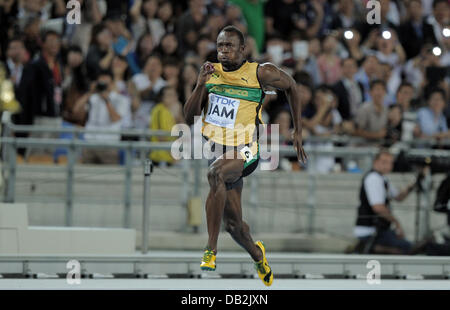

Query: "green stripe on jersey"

xmin=206 ymin=84 xmax=263 ymax=103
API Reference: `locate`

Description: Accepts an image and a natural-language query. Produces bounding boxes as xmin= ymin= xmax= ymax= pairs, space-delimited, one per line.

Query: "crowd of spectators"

xmin=0 ymin=0 xmax=449 ymax=168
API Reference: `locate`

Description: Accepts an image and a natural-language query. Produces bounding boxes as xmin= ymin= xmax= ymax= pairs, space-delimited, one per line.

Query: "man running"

xmin=183 ymin=25 xmax=307 ymax=286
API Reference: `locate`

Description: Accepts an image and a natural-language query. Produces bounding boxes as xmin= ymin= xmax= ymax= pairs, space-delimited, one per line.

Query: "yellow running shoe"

xmin=200 ymin=249 xmax=216 ymax=271
xmin=254 ymin=241 xmax=273 ymax=286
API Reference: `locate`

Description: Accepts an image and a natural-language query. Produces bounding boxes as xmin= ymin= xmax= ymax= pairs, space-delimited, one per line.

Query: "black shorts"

xmin=203 ymin=135 xmax=260 ymax=190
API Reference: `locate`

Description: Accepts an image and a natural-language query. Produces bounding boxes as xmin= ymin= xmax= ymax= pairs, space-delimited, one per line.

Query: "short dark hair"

xmin=220 ymin=25 xmax=245 ymax=46
xmin=433 ymin=0 xmax=448 ymax=9
xmin=426 ymin=87 xmax=446 ymax=102
xmin=41 ymin=30 xmax=60 ymax=43
xmin=7 ymin=36 xmax=24 ymax=47
xmin=374 ymin=148 xmax=393 ymax=161
xmin=293 ymin=71 xmax=313 ymax=88
xmin=157 ymin=85 xmax=176 ymax=102
xmin=396 ymin=82 xmax=414 ymax=94
xmin=97 ymin=68 xmax=113 ymax=79
xmin=370 ymin=79 xmax=386 ymax=91
xmin=389 ymin=104 xmax=403 ymax=113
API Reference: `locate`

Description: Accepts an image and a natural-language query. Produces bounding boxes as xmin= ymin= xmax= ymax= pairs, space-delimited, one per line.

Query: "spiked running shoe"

xmin=200 ymin=249 xmax=216 ymax=271
xmin=254 ymin=241 xmax=273 ymax=286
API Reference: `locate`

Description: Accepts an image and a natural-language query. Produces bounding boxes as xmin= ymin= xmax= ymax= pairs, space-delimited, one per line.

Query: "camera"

xmin=96 ymin=81 xmax=108 ymax=92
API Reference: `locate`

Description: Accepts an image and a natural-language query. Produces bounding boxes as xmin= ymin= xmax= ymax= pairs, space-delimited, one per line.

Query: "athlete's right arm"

xmin=183 ymin=62 xmax=214 ymax=125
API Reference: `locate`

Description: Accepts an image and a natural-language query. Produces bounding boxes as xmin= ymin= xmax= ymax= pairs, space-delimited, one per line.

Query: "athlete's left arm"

xmin=258 ymin=63 xmax=308 ymax=163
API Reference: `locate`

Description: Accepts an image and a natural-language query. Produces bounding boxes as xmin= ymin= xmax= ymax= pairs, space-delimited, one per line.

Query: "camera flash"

xmin=443 ymin=28 xmax=450 ymax=38
xmin=382 ymin=30 xmax=392 ymax=40
xmin=432 ymin=46 xmax=442 ymax=56
xmin=344 ymin=30 xmax=354 ymax=40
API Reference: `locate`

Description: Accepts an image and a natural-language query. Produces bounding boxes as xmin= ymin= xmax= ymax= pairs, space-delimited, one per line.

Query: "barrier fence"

xmin=1 ymin=121 xmax=450 ymax=251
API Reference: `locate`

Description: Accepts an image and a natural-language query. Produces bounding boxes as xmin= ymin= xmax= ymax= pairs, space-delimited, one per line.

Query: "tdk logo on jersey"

xmin=210 ymin=94 xmax=237 ymax=107
xmin=208 ymin=95 xmax=236 ymax=119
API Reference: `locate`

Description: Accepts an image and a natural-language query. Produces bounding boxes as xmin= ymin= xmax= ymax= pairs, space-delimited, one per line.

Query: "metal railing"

xmin=1 ymin=122 xmax=450 ymax=244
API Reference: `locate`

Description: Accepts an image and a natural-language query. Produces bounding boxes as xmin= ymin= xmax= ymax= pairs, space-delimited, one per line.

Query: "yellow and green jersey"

xmin=201 ymin=61 xmax=265 ymax=146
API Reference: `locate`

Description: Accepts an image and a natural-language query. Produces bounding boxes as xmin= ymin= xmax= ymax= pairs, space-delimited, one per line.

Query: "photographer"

xmin=73 ymin=69 xmax=131 ymax=164
xmin=354 ymin=149 xmax=417 ymax=254
xmin=434 ymin=172 xmax=450 ymax=241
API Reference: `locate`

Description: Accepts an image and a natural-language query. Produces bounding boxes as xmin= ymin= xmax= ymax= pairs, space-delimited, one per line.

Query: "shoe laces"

xmin=203 ymin=250 xmax=214 ymax=263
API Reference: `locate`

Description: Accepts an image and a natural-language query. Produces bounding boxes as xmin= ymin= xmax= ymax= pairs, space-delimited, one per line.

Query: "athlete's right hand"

xmin=197 ymin=62 xmax=215 ymax=86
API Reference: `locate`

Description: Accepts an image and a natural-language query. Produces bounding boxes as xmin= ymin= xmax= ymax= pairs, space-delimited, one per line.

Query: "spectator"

xmin=392 ymin=82 xmax=416 ymax=112
xmin=354 ymin=55 xmax=379 ymax=102
xmin=329 ymin=0 xmax=359 ymax=31
xmin=294 ymin=71 xmax=314 ymax=118
xmin=149 ymin=85 xmax=184 ymax=166
xmin=303 ymin=85 xmax=343 ymax=136
xmin=343 ymin=28 xmax=364 ymax=63
xmin=333 ymin=57 xmax=364 ymax=120
xmin=264 ymin=0 xmax=303 ymax=40
xmin=162 ymin=57 xmax=181 ymax=89
xmin=85 ymin=23 xmax=114 ymax=81
xmin=22 ymin=17 xmax=42 ymax=60
xmin=63 ymin=0 xmax=103 ymax=55
xmin=392 ymin=82 xmax=417 ymax=141
xmin=303 ymin=85 xmax=343 ymax=173
xmin=76 ymin=69 xmax=131 ymax=164
xmin=377 ymin=62 xmax=400 ymax=105
xmin=224 ymin=3 xmax=248 ymax=35
xmin=5 ymin=37 xmax=27 ymax=93
xmin=156 ymin=1 xmax=176 ymax=36
xmin=354 ymin=149 xmax=417 ymax=254
xmin=414 ymin=88 xmax=450 ymax=141
xmin=154 ymin=32 xmax=180 ymax=63
xmin=17 ymin=30 xmax=63 ymax=128
xmin=0 ymin=0 xmax=19 ymax=59
xmin=295 ymin=38 xmax=322 ymax=86
xmin=111 ymin=54 xmax=139 ymax=127
xmin=132 ymin=54 xmax=167 ymax=129
xmin=403 ymin=44 xmax=441 ymax=90
xmin=354 ymin=80 xmax=388 ymax=141
xmin=317 ymin=34 xmax=343 ymax=86
xmin=178 ymin=62 xmax=199 ymax=104
xmin=130 ymin=0 xmax=164 ymax=44
xmin=61 ymin=45 xmax=89 ymax=126
xmin=433 ymin=172 xmax=450 ymax=241
xmin=385 ymin=104 xmax=403 ymax=146
xmin=427 ymin=0 xmax=450 ymax=48
xmin=398 ymin=0 xmax=437 ymax=60
xmin=104 ymin=13 xmax=140 ymax=75
xmin=363 ymin=29 xmax=406 ymax=68
xmin=133 ymin=32 xmax=155 ymax=71
xmin=176 ymin=0 xmax=208 ymax=55
xmin=194 ymin=35 xmax=216 ymax=66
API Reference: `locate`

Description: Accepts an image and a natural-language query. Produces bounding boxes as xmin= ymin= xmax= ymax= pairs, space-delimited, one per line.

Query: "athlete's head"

xmin=373 ymin=149 xmax=394 ymax=175
xmin=216 ymin=25 xmax=245 ymax=70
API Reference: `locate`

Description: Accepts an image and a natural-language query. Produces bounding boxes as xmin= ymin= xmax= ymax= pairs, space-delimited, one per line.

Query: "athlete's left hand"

xmin=292 ymin=131 xmax=307 ymax=164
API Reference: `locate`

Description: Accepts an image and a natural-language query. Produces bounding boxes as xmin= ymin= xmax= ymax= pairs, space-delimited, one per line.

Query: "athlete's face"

xmin=217 ymin=32 xmax=244 ymax=69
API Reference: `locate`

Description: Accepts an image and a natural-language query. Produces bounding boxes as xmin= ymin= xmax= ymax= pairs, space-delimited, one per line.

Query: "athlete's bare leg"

xmin=223 ymin=183 xmax=263 ymax=262
xmin=205 ymin=150 xmax=244 ymax=254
